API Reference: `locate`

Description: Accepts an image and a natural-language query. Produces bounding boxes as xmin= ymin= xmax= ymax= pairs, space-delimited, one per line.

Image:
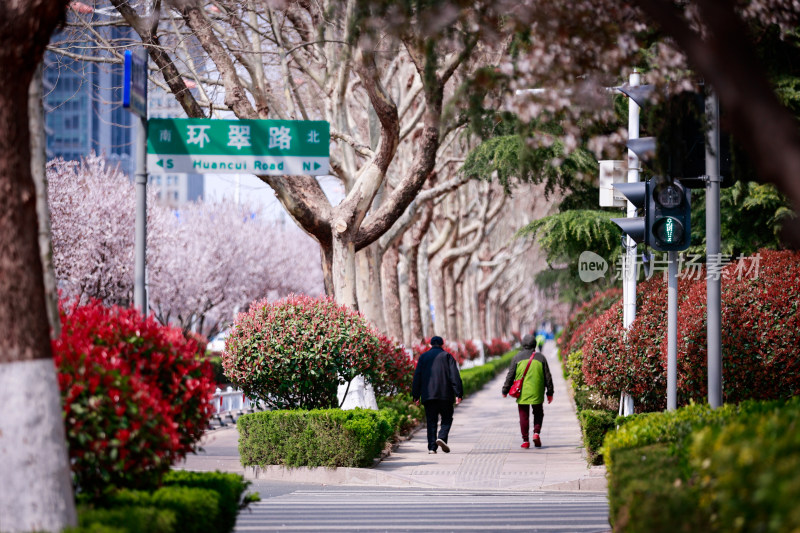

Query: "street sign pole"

xmin=134 ymin=116 xmax=147 ymax=312
xmin=124 ymin=49 xmax=148 ymax=312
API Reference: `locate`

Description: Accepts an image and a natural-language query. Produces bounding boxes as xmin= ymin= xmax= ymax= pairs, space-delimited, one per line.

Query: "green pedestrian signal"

xmin=649 ymin=181 xmax=691 ymax=251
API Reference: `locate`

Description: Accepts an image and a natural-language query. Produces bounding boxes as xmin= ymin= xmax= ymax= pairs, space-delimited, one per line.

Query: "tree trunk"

xmin=29 ymin=61 xmax=60 ymax=339
xmin=429 ymin=257 xmax=447 ymax=337
xmin=478 ymin=291 xmax=487 ymax=341
xmin=444 ymin=264 xmax=457 ymax=340
xmin=402 ymin=206 xmax=432 ymax=344
xmin=381 ymin=244 xmax=403 ymax=339
xmin=397 ymin=253 xmax=411 ymax=344
xmin=356 ymin=243 xmax=386 ymax=331
xmin=418 ymin=235 xmax=433 ymax=339
xmin=0 ymin=2 xmax=77 ymax=529
xmin=320 ymin=244 xmax=335 ymax=297
xmin=332 ymin=232 xmax=358 ymax=309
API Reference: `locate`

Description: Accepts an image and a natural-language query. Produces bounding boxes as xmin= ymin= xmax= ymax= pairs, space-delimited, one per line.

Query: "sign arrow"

xmin=156 ymin=159 xmax=164 ymax=168
xmin=313 ymin=162 xmax=320 ymax=170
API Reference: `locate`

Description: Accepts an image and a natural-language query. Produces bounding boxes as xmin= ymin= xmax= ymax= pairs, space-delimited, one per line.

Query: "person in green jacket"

xmin=502 ymin=334 xmax=554 ymax=448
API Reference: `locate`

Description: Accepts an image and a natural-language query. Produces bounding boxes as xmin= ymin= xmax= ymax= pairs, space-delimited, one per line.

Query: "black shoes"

xmin=436 ymin=439 xmax=450 ymax=453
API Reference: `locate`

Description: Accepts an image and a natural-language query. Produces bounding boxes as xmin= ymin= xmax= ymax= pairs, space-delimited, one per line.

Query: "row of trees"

xmin=48 ymin=155 xmax=324 ymax=338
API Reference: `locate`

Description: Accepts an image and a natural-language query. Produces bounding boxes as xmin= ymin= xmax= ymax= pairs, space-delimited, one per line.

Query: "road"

xmin=235 ymin=481 xmax=610 ymax=532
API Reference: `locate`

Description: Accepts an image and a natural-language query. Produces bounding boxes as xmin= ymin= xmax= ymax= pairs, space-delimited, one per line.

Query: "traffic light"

xmin=611 ymin=181 xmax=650 ymax=246
xmin=648 ymin=179 xmax=691 ymax=251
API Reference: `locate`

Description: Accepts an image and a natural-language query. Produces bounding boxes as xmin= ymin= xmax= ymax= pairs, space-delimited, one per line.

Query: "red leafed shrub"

xmin=672 ymin=249 xmax=800 ymax=405
xmin=582 ymin=277 xmax=696 ymax=412
xmin=223 ymin=295 xmax=383 ymax=409
xmin=410 ymin=339 xmax=430 ymax=361
xmin=445 ymin=341 xmax=467 ymax=366
xmin=464 ymin=340 xmax=481 ymax=360
xmin=53 ymin=300 xmax=214 ymax=495
xmin=372 ymin=334 xmax=415 ymax=397
xmin=486 ymin=338 xmax=511 ymax=357
xmin=561 ymin=288 xmax=622 ymax=356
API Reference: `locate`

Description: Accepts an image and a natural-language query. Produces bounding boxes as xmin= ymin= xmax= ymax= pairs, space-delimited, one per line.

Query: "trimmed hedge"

xmin=461 ymin=349 xmax=517 ymax=396
xmin=238 ymin=408 xmax=396 ymax=468
xmin=66 ymin=471 xmax=253 ymax=533
xmin=237 ymin=350 xmax=517 ymax=469
xmin=376 ymin=393 xmax=425 ymax=435
xmin=603 ymin=398 xmax=800 ymax=532
xmin=577 ymin=410 xmax=616 ymax=466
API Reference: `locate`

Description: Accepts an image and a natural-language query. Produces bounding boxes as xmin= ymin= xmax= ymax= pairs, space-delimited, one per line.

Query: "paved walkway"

xmin=178 ymin=341 xmax=606 ymax=491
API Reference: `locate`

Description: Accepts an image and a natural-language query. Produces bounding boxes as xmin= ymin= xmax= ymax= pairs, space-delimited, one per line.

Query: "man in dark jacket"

xmin=412 ymin=336 xmax=464 ymax=454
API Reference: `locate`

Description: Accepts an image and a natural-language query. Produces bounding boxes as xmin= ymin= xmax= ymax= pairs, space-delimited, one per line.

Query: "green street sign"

xmin=147 ymin=118 xmax=330 ymax=175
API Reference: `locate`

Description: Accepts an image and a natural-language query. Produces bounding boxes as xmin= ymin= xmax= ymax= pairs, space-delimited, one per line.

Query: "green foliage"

xmin=691 ymin=400 xmax=800 ymax=533
xmin=67 ymin=506 xmax=175 ymax=533
xmin=207 ymin=356 xmax=227 ymax=385
xmin=161 ymin=471 xmax=251 ymax=533
xmin=566 ymin=350 xmax=585 ymax=389
xmin=70 ymin=471 xmax=255 ymax=533
xmin=237 ymin=408 xmax=396 ymax=468
xmin=517 ymin=210 xmax=621 ymax=303
xmin=577 ymin=410 xmax=616 ymax=465
xmin=604 ymin=398 xmax=800 ymax=533
xmin=461 ymin=349 xmax=517 ymax=396
xmin=376 ymin=393 xmax=425 ymax=435
xmin=460 ymin=134 xmax=598 ymax=195
xmin=690 ymin=180 xmax=794 ymax=257
xmin=517 ymin=210 xmax=621 ymax=264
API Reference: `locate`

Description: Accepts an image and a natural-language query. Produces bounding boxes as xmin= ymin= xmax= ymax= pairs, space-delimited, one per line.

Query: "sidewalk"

xmin=178 ymin=341 xmax=606 ymax=491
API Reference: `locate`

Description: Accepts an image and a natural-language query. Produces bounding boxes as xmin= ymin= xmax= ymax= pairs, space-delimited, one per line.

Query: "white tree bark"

xmin=0 ymin=360 xmax=76 ymax=533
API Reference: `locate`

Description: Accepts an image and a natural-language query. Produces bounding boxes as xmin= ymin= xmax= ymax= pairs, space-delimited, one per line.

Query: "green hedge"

xmin=237 ymin=351 xmax=517 ymax=469
xmin=238 ymin=408 xmax=396 ymax=468
xmin=603 ymin=398 xmax=800 ymax=532
xmin=461 ymin=350 xmax=517 ymax=396
xmin=376 ymin=393 xmax=425 ymax=435
xmin=66 ymin=471 xmax=254 ymax=533
xmin=578 ymin=410 xmax=616 ymax=466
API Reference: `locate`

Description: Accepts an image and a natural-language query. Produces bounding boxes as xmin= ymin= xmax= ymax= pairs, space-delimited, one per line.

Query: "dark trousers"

xmin=423 ymin=399 xmax=455 ymax=451
xmin=518 ymin=403 xmax=544 ymax=441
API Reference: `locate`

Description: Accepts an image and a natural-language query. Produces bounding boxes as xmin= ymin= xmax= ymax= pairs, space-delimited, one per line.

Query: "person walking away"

xmin=412 ymin=336 xmax=463 ymax=454
xmin=502 ymin=334 xmax=554 ymax=448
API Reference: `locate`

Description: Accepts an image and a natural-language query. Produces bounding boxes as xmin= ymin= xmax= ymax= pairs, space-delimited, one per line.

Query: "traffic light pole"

xmin=706 ymin=91 xmax=723 ymax=408
xmin=620 ymin=71 xmax=641 ymax=417
xmin=667 ymin=250 xmax=678 ymax=410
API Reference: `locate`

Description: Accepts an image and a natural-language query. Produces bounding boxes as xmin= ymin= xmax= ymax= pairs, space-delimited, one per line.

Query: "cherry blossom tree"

xmin=48 ymin=154 xmax=324 ymax=337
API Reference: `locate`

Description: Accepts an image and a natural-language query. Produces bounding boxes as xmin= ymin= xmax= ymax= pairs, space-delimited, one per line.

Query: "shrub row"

xmin=603 ymin=398 xmax=800 ymax=533
xmin=237 ymin=350 xmax=517 ymax=469
xmin=461 ymin=349 xmax=517 ymax=397
xmin=238 ymin=408 xmax=397 ymax=468
xmin=66 ymin=471 xmax=255 ymax=533
xmin=581 ymin=250 xmax=800 ymax=413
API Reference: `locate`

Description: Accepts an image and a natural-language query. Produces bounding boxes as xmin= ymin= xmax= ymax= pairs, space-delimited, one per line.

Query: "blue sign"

xmin=123 ymin=49 xmax=148 ymax=118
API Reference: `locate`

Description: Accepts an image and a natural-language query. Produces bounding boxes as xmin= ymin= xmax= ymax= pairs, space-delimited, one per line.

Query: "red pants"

xmin=518 ymin=403 xmax=544 ymax=441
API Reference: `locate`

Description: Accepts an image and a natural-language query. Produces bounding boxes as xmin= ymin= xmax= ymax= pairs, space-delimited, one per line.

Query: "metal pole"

xmin=706 ymin=90 xmax=722 ymax=408
xmin=624 ymin=71 xmax=640 ymax=331
xmin=621 ymin=71 xmax=641 ymax=416
xmin=134 ymin=115 xmax=148 ymax=312
xmin=667 ymin=250 xmax=678 ymax=410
